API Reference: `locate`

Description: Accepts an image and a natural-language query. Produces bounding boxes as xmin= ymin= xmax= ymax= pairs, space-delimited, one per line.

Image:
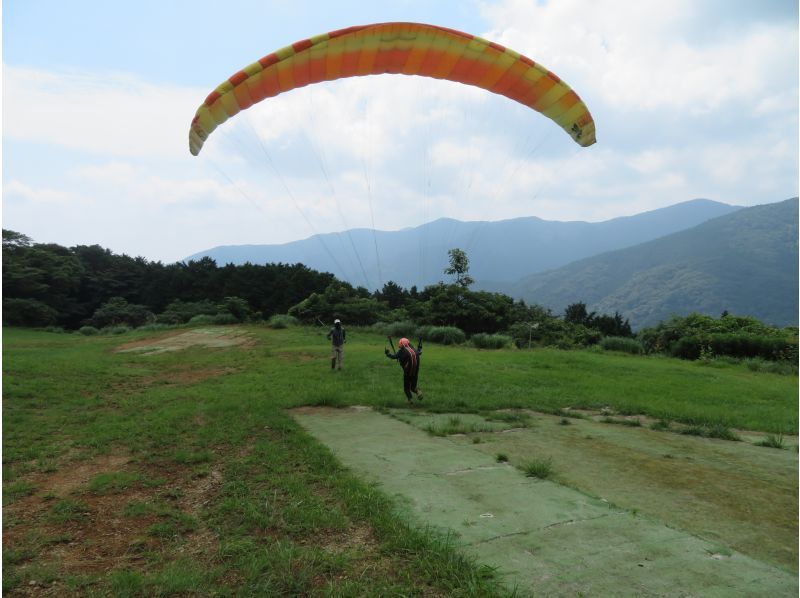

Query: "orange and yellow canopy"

xmin=189 ymin=22 xmax=595 ymax=156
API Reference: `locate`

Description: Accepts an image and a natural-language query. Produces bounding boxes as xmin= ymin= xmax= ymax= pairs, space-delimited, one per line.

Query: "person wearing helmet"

xmin=385 ymin=337 xmax=423 ymax=402
xmin=326 ymin=319 xmax=346 ymax=370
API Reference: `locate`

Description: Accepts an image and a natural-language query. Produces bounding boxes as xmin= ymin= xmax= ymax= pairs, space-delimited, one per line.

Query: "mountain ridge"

xmin=509 ymin=198 xmax=798 ymax=329
xmin=187 ymin=198 xmax=742 ymax=289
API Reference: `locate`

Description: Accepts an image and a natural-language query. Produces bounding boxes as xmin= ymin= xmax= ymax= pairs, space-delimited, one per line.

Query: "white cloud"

xmin=3 ymin=65 xmax=203 ymax=159
xmin=3 ymin=180 xmax=85 ymax=205
xmin=480 ymin=0 xmax=798 ymax=114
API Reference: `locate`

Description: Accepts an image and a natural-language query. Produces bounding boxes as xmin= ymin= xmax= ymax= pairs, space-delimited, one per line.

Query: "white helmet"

xmin=334 ymin=319 xmax=341 ymax=324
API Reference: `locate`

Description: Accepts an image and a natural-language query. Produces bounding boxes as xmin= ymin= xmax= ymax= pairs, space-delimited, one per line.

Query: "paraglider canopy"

xmin=189 ymin=22 xmax=596 ymax=156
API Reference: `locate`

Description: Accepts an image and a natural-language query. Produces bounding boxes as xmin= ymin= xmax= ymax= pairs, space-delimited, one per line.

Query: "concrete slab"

xmin=292 ymin=406 xmax=797 ymax=597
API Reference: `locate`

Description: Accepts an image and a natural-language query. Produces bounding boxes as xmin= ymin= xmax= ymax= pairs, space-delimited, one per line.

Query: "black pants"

xmin=403 ymin=374 xmax=419 ymax=400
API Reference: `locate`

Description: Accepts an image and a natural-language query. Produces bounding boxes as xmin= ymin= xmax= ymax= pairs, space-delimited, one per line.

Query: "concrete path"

xmin=293 ymin=407 xmax=797 ymax=597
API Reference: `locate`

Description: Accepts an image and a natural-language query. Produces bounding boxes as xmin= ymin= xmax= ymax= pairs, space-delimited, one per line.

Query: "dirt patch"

xmin=3 ymin=446 xmax=242 ymax=594
xmin=140 ymin=365 xmax=241 ymax=387
xmin=115 ymin=328 xmax=254 ymax=356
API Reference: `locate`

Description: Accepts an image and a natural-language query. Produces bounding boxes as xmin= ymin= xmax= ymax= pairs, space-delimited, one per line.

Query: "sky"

xmin=3 ymin=0 xmax=798 ymax=264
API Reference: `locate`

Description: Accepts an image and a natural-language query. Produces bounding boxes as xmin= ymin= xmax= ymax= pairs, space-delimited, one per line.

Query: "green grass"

xmin=520 ymin=457 xmax=554 ymax=479
xmin=757 ymin=434 xmax=786 ymax=449
xmin=2 ymin=325 xmax=797 ymax=595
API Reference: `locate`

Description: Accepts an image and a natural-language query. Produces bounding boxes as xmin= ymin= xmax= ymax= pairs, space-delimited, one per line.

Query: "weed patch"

xmin=520 ymin=457 xmax=554 ymax=479
xmin=757 ymin=434 xmax=786 ymax=449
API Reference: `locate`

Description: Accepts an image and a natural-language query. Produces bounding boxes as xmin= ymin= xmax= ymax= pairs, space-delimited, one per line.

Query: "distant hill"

xmin=187 ymin=199 xmax=740 ymax=289
xmin=510 ymin=198 xmax=799 ymax=329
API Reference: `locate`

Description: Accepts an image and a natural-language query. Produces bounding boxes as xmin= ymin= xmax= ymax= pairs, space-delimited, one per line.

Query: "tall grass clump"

xmin=600 ymin=336 xmax=644 ymax=355
xmin=756 ymin=434 xmax=786 ymax=449
xmin=745 ymin=358 xmax=798 ymax=376
xmin=416 ymin=326 xmax=465 ymax=345
xmin=101 ymin=326 xmax=131 ymax=335
xmin=78 ymin=326 xmax=99 ymax=336
xmin=520 ymin=457 xmax=553 ymax=479
xmin=268 ymin=314 xmax=299 ymax=329
xmin=471 ymin=333 xmax=512 ymax=350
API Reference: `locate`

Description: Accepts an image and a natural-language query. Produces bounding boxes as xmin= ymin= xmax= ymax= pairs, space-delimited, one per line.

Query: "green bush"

xmin=91 ymin=297 xmax=153 ymax=328
xmin=101 ymin=326 xmax=131 ymax=335
xmin=416 ymin=325 xmax=465 ymax=345
xmin=671 ymin=333 xmax=796 ymax=361
xmin=267 ymin=314 xmax=299 ymax=329
xmin=78 ymin=326 xmax=100 ymax=336
xmin=744 ymin=358 xmax=798 ymax=376
xmin=3 ymin=298 xmax=58 ymax=327
xmin=216 ymin=297 xmax=253 ymax=322
xmin=600 ymin=336 xmax=644 ymax=355
xmin=372 ymin=320 xmax=418 ymax=339
xmin=157 ymin=299 xmax=217 ymax=324
xmin=186 ymin=313 xmax=237 ymax=326
xmin=211 ymin=313 xmax=238 ymax=325
xmin=471 ymin=333 xmax=512 ymax=349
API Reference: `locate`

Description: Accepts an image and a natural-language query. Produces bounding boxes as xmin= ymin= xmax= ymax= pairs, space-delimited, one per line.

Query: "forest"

xmin=3 ymin=230 xmax=796 ymax=365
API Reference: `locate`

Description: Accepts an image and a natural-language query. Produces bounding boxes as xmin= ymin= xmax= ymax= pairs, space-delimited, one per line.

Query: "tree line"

xmin=2 ymin=230 xmax=334 ymax=329
xmin=4 ymin=232 xmax=795 ymax=366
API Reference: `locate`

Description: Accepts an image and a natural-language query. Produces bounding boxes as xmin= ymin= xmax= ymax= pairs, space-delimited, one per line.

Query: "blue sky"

xmin=3 ymin=0 xmax=798 ymax=263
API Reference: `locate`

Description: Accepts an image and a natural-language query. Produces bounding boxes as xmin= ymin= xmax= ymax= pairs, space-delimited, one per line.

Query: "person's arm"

xmin=326 ymin=328 xmax=332 ymax=340
xmin=384 ymin=348 xmax=398 ymax=360
xmin=417 ymin=338 xmax=423 ymax=356
xmin=343 ymin=329 xmax=346 ymax=343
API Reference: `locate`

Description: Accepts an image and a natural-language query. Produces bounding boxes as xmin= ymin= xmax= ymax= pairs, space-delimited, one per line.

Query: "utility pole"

xmin=528 ymin=322 xmax=540 ymax=349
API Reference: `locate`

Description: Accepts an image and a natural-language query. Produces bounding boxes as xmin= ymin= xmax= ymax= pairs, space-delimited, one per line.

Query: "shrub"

xmin=371 ymin=320 xmax=418 ymax=339
xmin=216 ymin=297 xmax=253 ymax=322
xmin=3 ymin=298 xmax=58 ymax=327
xmin=418 ymin=325 xmax=466 ymax=345
xmin=157 ymin=299 xmax=217 ymax=324
xmin=188 ymin=314 xmax=216 ymax=326
xmin=91 ymin=297 xmax=153 ymax=328
xmin=267 ymin=314 xmax=299 ymax=329
xmin=671 ymin=333 xmax=796 ymax=362
xmin=600 ymin=336 xmax=644 ymax=355
xmin=78 ymin=326 xmax=100 ymax=336
xmin=471 ymin=333 xmax=512 ymax=349
xmin=102 ymin=325 xmax=132 ymax=335
xmin=187 ymin=313 xmax=237 ymax=326
xmin=744 ymin=358 xmax=798 ymax=376
xmin=211 ymin=313 xmax=239 ymax=325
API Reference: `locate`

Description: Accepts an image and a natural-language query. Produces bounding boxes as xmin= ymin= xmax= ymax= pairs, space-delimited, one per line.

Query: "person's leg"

xmin=411 ymin=374 xmax=422 ymax=399
xmin=337 ymin=346 xmax=343 ymax=370
xmin=403 ymin=376 xmax=413 ymax=402
xmin=330 ymin=346 xmax=336 ymax=370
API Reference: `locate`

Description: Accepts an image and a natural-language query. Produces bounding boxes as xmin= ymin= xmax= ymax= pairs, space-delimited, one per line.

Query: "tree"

xmin=376 ymin=281 xmax=407 ymax=309
xmin=444 ymin=248 xmax=474 ymax=288
xmin=91 ymin=297 xmax=154 ymax=328
xmin=564 ymin=302 xmax=595 ymax=326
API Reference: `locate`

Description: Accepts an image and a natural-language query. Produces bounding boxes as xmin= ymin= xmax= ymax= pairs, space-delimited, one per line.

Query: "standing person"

xmin=326 ymin=319 xmax=346 ymax=370
xmin=385 ymin=337 xmax=423 ymax=402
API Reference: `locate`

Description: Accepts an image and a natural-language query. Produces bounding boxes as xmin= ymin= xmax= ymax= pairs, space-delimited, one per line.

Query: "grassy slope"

xmin=3 ymin=325 xmax=797 ymax=595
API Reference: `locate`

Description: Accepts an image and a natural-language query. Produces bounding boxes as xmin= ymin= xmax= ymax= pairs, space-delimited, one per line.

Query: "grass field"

xmin=3 ymin=325 xmax=797 ymax=595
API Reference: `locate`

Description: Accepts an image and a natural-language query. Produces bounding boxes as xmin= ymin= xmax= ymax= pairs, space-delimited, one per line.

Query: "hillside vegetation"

xmin=513 ymin=198 xmax=798 ymax=328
